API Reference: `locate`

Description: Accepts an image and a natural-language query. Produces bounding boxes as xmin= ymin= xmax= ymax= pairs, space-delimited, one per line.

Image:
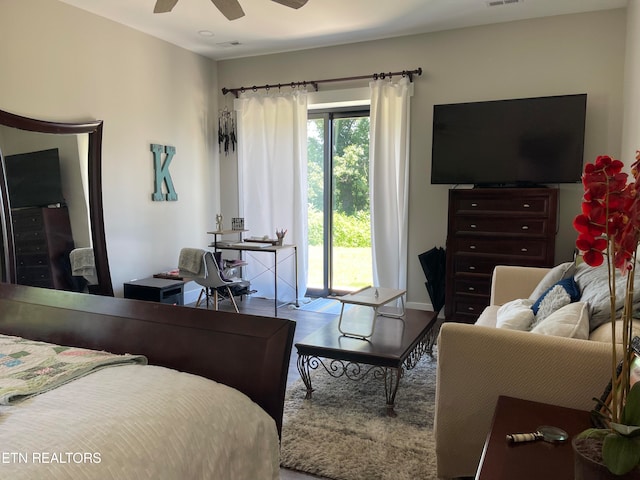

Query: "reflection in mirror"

xmin=0 ymin=110 xmax=113 ymax=296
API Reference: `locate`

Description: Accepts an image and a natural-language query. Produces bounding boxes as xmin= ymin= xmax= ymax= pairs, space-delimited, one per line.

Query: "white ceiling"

xmin=57 ymin=0 xmax=628 ymax=61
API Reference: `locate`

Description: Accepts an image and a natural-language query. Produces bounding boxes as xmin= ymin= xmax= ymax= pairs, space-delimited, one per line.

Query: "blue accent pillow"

xmin=531 ymin=277 xmax=581 ymax=326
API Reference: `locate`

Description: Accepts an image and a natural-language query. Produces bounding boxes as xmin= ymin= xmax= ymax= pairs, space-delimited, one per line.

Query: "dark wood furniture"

xmin=12 ymin=206 xmax=74 ymax=290
xmin=476 ymin=396 xmax=590 ymax=480
xmin=0 ymin=282 xmax=295 ymax=435
xmin=295 ymin=308 xmax=438 ymax=415
xmin=445 ymin=187 xmax=558 ymax=323
xmin=124 ymin=277 xmax=185 ymax=305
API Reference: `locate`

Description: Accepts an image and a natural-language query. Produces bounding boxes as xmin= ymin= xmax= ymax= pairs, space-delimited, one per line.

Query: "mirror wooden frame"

xmin=0 ymin=109 xmax=113 ymax=296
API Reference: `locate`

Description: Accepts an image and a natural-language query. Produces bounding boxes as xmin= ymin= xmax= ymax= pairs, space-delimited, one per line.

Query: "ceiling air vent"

xmin=216 ymin=41 xmax=242 ymax=48
xmin=486 ymin=0 xmax=523 ymax=6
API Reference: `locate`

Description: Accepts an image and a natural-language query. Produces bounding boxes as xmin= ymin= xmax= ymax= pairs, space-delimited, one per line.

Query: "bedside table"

xmin=476 ymin=396 xmax=591 ymax=480
xmin=124 ymin=277 xmax=185 ymax=305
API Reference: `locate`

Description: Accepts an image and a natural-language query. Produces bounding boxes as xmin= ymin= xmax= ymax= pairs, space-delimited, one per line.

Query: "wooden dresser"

xmin=12 ymin=206 xmax=74 ymax=290
xmin=445 ymin=188 xmax=558 ymax=323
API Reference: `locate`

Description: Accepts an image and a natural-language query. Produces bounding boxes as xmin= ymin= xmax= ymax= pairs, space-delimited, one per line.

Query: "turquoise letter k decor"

xmin=150 ymin=144 xmax=178 ymax=201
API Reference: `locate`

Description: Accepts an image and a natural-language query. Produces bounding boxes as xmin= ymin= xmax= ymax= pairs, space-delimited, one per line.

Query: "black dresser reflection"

xmin=12 ymin=207 xmax=74 ymax=290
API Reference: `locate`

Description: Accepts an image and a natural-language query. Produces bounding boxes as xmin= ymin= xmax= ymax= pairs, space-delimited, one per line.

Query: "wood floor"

xmin=189 ymin=294 xmax=334 ymax=479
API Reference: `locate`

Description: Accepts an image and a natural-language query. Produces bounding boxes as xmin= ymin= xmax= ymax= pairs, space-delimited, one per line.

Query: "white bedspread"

xmin=0 ymin=364 xmax=280 ymax=479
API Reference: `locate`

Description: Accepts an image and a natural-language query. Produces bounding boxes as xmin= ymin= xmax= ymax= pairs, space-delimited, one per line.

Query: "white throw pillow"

xmin=528 ymin=262 xmax=575 ymax=301
xmin=530 ymin=302 xmax=589 ymax=339
xmin=496 ymin=298 xmax=535 ymax=331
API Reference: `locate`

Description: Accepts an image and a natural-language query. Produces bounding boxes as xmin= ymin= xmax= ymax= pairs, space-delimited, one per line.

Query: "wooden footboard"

xmin=0 ymin=282 xmax=295 ymax=435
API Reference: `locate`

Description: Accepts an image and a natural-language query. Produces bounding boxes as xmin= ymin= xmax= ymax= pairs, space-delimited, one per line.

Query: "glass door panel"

xmin=307 ymin=110 xmax=372 ymax=296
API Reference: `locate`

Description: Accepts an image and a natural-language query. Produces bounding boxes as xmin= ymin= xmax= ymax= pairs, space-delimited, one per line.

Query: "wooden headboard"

xmin=0 ymin=283 xmax=295 ymax=435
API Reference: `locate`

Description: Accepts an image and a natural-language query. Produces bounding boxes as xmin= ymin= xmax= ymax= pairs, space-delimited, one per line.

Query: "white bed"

xmin=0 ymin=364 xmax=280 ymax=479
xmin=0 ymin=331 xmax=280 ymax=479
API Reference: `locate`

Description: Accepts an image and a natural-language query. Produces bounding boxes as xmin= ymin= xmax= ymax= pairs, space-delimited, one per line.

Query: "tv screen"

xmin=430 ymin=93 xmax=587 ymax=186
xmin=5 ymin=148 xmax=65 ymax=208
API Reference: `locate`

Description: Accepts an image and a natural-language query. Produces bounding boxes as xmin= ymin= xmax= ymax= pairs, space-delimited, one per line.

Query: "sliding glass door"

xmin=306 ymin=108 xmax=372 ymax=297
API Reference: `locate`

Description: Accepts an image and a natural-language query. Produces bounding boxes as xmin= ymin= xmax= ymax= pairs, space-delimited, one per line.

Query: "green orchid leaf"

xmin=622 ymin=382 xmax=640 ymax=426
xmin=602 ymin=434 xmax=640 ymax=475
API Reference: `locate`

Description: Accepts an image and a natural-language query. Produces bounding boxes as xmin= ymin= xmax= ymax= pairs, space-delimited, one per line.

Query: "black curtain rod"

xmin=221 ymin=67 xmax=422 ymax=97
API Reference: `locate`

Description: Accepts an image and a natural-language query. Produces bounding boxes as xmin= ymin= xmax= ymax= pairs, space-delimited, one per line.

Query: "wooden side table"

xmin=476 ymin=396 xmax=591 ymax=480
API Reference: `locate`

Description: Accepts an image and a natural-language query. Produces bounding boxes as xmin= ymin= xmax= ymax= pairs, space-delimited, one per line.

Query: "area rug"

xmin=280 ymin=352 xmax=438 ymax=480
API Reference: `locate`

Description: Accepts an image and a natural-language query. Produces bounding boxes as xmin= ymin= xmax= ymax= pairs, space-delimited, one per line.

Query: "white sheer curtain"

xmin=234 ymin=90 xmax=308 ymax=302
xmin=369 ymin=77 xmax=411 ymax=290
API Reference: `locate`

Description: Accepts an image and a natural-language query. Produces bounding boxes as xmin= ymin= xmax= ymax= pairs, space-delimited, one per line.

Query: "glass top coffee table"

xmin=295 ymin=308 xmax=438 ymax=416
xmin=333 ymin=286 xmax=406 ymax=340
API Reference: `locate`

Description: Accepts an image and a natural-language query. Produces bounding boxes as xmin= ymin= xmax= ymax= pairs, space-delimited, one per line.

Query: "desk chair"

xmin=195 ymin=250 xmax=248 ymax=312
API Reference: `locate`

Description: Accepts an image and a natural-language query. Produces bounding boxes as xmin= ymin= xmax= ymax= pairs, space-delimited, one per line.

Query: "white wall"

xmin=218 ymin=9 xmax=627 ymax=308
xmin=623 ymin=0 xmax=640 ymax=166
xmin=0 ymin=0 xmax=219 ymax=296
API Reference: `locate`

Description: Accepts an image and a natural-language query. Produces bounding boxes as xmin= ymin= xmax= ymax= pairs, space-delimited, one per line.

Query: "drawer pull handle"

xmin=521 ymin=248 xmax=528 ymax=252
xmin=467 ymin=306 xmax=475 ymax=311
xmin=469 ymin=245 xmax=476 ymax=250
xmin=468 ymin=266 xmax=476 ymax=271
xmin=471 ymin=203 xmax=478 ymax=207
xmin=470 ymin=224 xmax=477 ymax=228
xmin=468 ymin=287 xmax=475 ymax=291
xmin=521 ymin=225 xmax=529 ymax=230
xmin=523 ymin=203 xmax=530 ymax=208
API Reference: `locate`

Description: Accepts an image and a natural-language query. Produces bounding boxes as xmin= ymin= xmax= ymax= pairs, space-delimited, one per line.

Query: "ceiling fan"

xmin=154 ymin=0 xmax=308 ymax=21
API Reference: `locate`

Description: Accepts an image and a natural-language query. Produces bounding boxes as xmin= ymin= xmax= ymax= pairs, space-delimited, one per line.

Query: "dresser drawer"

xmin=454 ymin=277 xmax=491 ymax=297
xmin=450 ymin=297 xmax=490 ymax=323
xmin=452 ymin=192 xmax=552 ymax=216
xmin=452 ymin=216 xmax=550 ymax=236
xmin=17 ymin=265 xmax=52 ymax=286
xmin=454 ymin=256 xmax=499 ymax=275
xmin=16 ymin=254 xmax=49 ymax=268
xmin=453 ymin=237 xmax=548 ymax=259
xmin=14 ymin=229 xmax=47 ymax=245
xmin=15 ymin=240 xmax=48 ymax=254
xmin=12 ymin=211 xmax=44 ymax=230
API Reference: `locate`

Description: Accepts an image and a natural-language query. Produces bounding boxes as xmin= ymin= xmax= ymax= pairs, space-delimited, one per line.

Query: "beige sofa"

xmin=433 ymin=265 xmax=638 ymax=479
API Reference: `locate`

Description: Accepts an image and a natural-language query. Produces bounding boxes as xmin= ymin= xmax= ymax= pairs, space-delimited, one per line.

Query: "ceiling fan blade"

xmin=271 ymin=0 xmax=308 ymax=9
xmin=153 ymin=0 xmax=179 ymax=13
xmin=211 ymin=0 xmax=245 ymax=20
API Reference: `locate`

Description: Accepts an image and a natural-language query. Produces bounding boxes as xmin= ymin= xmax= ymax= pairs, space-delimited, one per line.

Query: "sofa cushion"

xmin=589 ymin=318 xmax=640 ymax=343
xmin=575 ymin=262 xmax=640 ymax=331
xmin=530 ymin=302 xmax=589 ymax=339
xmin=475 ymin=305 xmax=499 ymax=327
xmin=528 ymin=262 xmax=575 ymax=301
xmin=496 ymin=299 xmax=535 ymax=331
xmin=531 ymin=277 xmax=581 ymax=327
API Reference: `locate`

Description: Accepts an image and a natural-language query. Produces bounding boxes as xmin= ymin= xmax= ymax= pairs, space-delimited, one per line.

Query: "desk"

xmin=216 ymin=243 xmax=299 ymax=317
xmin=476 ymin=396 xmax=591 ymax=480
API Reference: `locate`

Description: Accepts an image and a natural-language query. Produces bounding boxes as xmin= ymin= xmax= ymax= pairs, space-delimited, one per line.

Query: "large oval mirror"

xmin=0 ymin=109 xmax=113 ymax=296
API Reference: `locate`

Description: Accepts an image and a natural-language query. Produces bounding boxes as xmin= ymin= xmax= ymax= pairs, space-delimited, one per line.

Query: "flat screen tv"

xmin=430 ymin=93 xmax=587 ymax=186
xmin=4 ymin=148 xmax=65 ymax=208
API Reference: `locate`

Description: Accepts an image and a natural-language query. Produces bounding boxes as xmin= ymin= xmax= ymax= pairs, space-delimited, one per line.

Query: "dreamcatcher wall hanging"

xmin=218 ymin=107 xmax=236 ymax=156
